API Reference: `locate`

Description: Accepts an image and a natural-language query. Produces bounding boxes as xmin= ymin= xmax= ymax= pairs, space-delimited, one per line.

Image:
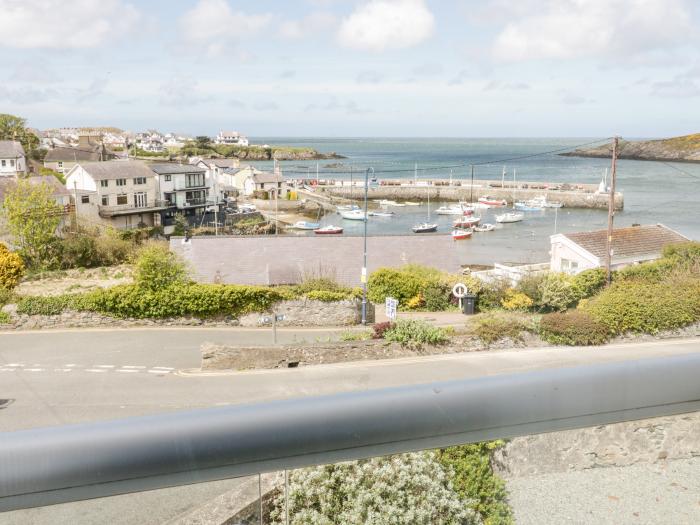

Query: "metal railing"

xmin=98 ymin=200 xmax=170 ymax=216
xmin=1 ymin=352 xmax=700 ymax=511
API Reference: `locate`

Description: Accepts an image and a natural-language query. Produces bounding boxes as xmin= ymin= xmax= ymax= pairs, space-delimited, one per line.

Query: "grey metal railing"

xmin=1 ymin=352 xmax=700 ymax=512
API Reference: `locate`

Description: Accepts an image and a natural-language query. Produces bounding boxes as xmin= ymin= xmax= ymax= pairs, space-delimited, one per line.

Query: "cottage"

xmin=0 ymin=140 xmax=26 ymax=177
xmin=550 ymin=224 xmax=689 ymax=274
xmin=65 ymin=161 xmax=167 ymax=230
xmin=44 ymin=134 xmax=115 ymax=174
xmin=214 ymin=130 xmax=249 ymax=146
xmin=243 ymin=170 xmax=288 ymax=198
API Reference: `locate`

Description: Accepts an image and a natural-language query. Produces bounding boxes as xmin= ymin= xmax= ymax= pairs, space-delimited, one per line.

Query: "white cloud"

xmin=337 ymin=0 xmax=434 ymax=52
xmin=280 ymin=12 xmax=337 ymax=39
xmin=180 ymin=0 xmax=271 ymax=56
xmin=491 ymin=0 xmax=695 ymax=62
xmin=0 ymin=0 xmax=139 ymax=49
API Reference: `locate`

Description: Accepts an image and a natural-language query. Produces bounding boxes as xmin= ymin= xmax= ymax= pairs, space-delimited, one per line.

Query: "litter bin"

xmin=461 ymin=293 xmax=476 ymax=315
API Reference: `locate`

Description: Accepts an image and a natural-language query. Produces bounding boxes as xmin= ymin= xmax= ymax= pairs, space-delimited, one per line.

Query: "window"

xmin=10 ymin=159 xmax=15 ymax=167
xmin=1 ymin=160 xmax=5 ymax=167
xmin=101 ymin=196 xmax=108 ymax=206
xmin=133 ymin=177 xmax=146 ymax=185
xmin=116 ymin=178 xmax=126 ymax=186
xmin=164 ymin=175 xmax=172 ymax=182
xmin=186 ymin=173 xmax=205 ymax=188
xmin=100 ymin=180 xmax=109 ymax=188
xmin=81 ymin=195 xmax=90 ymax=204
xmin=117 ymin=195 xmax=128 ymax=205
xmin=134 ymin=192 xmax=147 ymax=208
xmin=58 ymin=161 xmax=63 ymax=168
xmin=561 ymin=258 xmax=579 ymax=273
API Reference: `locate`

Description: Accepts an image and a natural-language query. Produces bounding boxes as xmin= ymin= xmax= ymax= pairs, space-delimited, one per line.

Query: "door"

xmin=134 ymin=192 xmax=147 ymax=208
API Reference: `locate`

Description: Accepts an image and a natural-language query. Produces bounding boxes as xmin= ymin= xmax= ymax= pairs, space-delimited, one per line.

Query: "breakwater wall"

xmin=313 ymin=179 xmax=623 ymax=210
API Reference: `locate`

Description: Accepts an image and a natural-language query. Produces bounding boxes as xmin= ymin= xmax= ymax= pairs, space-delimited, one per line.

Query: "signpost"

xmin=261 ymin=313 xmax=286 ymax=344
xmin=385 ymin=297 xmax=398 ymax=321
xmin=452 ymin=283 xmax=468 ymax=310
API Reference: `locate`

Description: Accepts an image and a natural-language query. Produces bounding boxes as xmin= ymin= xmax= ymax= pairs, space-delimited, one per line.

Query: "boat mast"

xmin=512 ymin=168 xmax=516 ymax=208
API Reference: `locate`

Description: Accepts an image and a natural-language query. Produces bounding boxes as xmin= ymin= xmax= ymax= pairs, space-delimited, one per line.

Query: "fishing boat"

xmin=473 ymin=223 xmax=495 ymax=232
xmin=514 ymin=201 xmax=543 ymax=212
xmin=452 ymin=229 xmax=472 ymax=240
xmin=495 ymin=212 xmax=524 ymax=223
xmin=291 ymin=220 xmax=320 ymax=230
xmin=412 ymin=223 xmax=438 ymax=233
xmin=314 ymin=225 xmax=343 ymax=235
xmin=435 ymin=205 xmax=466 ymax=215
xmin=403 ymin=201 xmax=420 ymax=206
xmin=368 ymin=211 xmax=394 ymax=217
xmin=340 ymin=209 xmax=366 ymax=220
xmin=478 ymin=196 xmax=507 ymax=207
xmin=453 ymin=216 xmax=481 ymax=228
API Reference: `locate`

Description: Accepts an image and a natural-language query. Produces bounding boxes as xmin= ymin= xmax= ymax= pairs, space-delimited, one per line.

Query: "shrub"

xmin=367 ymin=267 xmax=424 ymax=305
xmin=476 ymin=278 xmax=510 ymax=311
xmin=423 ymin=282 xmax=451 ymax=311
xmin=538 ymin=273 xmax=580 ymax=312
xmin=59 ymin=234 xmax=99 ymax=268
xmin=133 ymin=243 xmax=188 ymax=291
xmin=583 ymin=279 xmax=700 ymax=335
xmin=500 ymin=289 xmax=533 ymax=311
xmin=538 ymin=310 xmax=610 ymax=346
xmin=616 ymin=258 xmax=675 ymax=283
xmin=339 ymin=330 xmax=372 ymax=341
xmin=571 ymin=268 xmax=607 ymax=299
xmin=0 ymin=311 xmax=11 ymax=324
xmin=0 ymin=287 xmax=14 ymax=306
xmin=383 ymin=319 xmax=450 ymax=347
xmin=296 ymin=277 xmax=340 ymax=293
xmin=304 ymin=290 xmax=350 ymax=302
xmin=515 ymin=272 xmax=547 ymax=306
xmin=470 ymin=313 xmax=533 ymax=344
xmin=437 ymin=442 xmax=513 ymax=525
xmin=0 ymin=243 xmax=25 ymax=290
xmin=372 ymin=321 xmax=394 ymax=339
xmin=406 ymin=293 xmax=424 ymax=309
xmin=15 ymin=294 xmax=89 ymax=316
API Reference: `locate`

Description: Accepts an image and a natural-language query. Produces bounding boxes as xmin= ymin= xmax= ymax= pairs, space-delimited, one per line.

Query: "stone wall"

xmin=238 ymin=298 xmax=374 ymax=327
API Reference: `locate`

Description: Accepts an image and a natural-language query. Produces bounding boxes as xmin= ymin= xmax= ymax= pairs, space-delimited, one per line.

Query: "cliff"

xmin=181 ymin=144 xmax=344 ymax=161
xmin=562 ymin=134 xmax=700 ymax=163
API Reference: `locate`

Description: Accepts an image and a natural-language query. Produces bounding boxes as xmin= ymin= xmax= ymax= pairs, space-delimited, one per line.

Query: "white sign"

xmin=385 ymin=297 xmax=398 ymax=320
xmin=452 ymin=283 xmax=468 ymax=298
xmin=360 ymin=266 xmax=367 ymax=284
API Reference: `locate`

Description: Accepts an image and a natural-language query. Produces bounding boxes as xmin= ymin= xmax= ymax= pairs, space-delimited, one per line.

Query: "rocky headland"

xmin=562 ymin=133 xmax=700 ymax=163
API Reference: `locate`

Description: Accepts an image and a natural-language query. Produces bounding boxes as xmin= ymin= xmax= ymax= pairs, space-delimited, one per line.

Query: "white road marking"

xmin=85 ymin=369 xmax=107 ymax=373
xmin=151 ymin=366 xmax=174 ymax=370
xmin=24 ymin=368 xmax=44 ymax=372
xmin=96 ymin=365 xmax=115 ymax=368
xmin=54 ymin=368 xmax=73 ymax=372
xmin=0 ymin=368 xmax=16 ymax=372
xmin=147 ymin=370 xmax=170 ymax=374
xmin=122 ymin=366 xmax=146 ymax=369
xmin=6 ymin=364 xmax=24 ymax=367
xmin=65 ymin=364 xmax=78 ymax=367
xmin=116 ymin=369 xmax=139 ymax=373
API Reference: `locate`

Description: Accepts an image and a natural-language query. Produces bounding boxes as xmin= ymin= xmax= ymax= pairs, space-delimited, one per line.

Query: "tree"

xmin=270 ymin=452 xmax=479 ymax=525
xmin=133 ymin=242 xmax=188 ymax=291
xmin=2 ymin=180 xmax=61 ymax=269
xmin=195 ymin=135 xmax=212 ymax=149
xmin=0 ymin=113 xmax=39 ymax=155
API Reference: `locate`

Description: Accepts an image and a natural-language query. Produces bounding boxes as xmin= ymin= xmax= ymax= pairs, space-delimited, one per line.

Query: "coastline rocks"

xmin=563 ymin=134 xmax=700 ymax=163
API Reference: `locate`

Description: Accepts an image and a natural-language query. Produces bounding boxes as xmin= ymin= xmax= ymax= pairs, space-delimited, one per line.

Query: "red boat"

xmin=453 ymin=216 xmax=480 ymax=228
xmin=478 ymin=196 xmax=507 ymax=207
xmin=452 ymin=229 xmax=472 ymax=240
xmin=314 ymin=225 xmax=343 ymax=234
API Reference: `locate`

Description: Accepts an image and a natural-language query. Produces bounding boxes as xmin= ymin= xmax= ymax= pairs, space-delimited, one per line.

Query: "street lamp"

xmin=362 ymin=167 xmax=373 ymax=325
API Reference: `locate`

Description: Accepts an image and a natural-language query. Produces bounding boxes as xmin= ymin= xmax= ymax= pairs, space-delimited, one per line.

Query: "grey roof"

xmin=252 ymin=171 xmax=284 ymax=184
xmin=0 ymin=140 xmax=25 ymax=158
xmin=44 ymin=146 xmax=102 ymax=162
xmin=200 ymin=158 xmax=239 ymax=169
xmin=563 ymin=224 xmax=688 ymax=261
xmin=77 ymin=161 xmax=156 ymax=181
xmin=27 ymin=175 xmax=71 ymax=196
xmin=150 ymin=163 xmax=206 ymax=175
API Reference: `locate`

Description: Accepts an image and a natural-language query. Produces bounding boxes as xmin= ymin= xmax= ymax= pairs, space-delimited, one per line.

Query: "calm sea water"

xmin=251 ymin=138 xmax=699 ymax=265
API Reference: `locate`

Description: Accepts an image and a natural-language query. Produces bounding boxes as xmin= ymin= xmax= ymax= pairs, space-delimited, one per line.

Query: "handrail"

xmin=2 ymin=352 xmax=700 ymax=511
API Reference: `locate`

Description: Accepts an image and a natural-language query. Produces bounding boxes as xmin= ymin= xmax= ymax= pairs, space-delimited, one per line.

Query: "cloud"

xmin=253 ymin=101 xmax=280 ymax=111
xmin=491 ymin=0 xmax=695 ymax=62
xmin=651 ymin=66 xmax=700 ymax=98
xmin=560 ymin=92 xmax=592 ymax=105
xmin=230 ymin=99 xmax=247 ymax=108
xmin=280 ymin=12 xmax=337 ymax=39
xmin=305 ymin=97 xmax=371 ymax=114
xmin=412 ymin=62 xmax=444 ymax=76
xmin=280 ymin=70 xmax=297 ymax=79
xmin=159 ymin=75 xmax=211 ymax=107
xmin=356 ymin=70 xmax=384 ymax=84
xmin=482 ymin=80 xmax=531 ymax=91
xmin=75 ymin=76 xmax=110 ymax=101
xmin=0 ymin=85 xmax=59 ymax=104
xmin=337 ymin=0 xmax=434 ymax=52
xmin=180 ymin=0 xmax=271 ymax=57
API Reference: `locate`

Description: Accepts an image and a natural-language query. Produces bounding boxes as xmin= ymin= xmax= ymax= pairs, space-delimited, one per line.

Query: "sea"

xmin=250 ymin=138 xmax=700 ymax=266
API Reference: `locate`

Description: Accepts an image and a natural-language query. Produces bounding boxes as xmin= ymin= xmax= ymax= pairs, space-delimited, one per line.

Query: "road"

xmin=1 ymin=328 xmax=699 ymax=524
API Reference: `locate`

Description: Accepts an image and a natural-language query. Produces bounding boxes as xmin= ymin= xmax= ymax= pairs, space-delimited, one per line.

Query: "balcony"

xmin=183 ymin=197 xmax=207 ymax=207
xmin=98 ymin=199 xmax=171 ymax=217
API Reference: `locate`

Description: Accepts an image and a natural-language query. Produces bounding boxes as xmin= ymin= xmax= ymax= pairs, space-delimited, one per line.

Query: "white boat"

xmin=291 ymin=220 xmax=320 ymax=230
xmin=403 ymin=201 xmax=420 ymax=206
xmin=452 ymin=229 xmax=472 ymax=240
xmin=412 ymin=223 xmax=438 ymax=233
xmin=473 ymin=223 xmax=495 ymax=232
xmin=453 ymin=216 xmax=480 ymax=228
xmin=514 ymin=201 xmax=543 ymax=212
xmin=314 ymin=225 xmax=343 ymax=235
xmin=478 ymin=196 xmax=507 ymax=207
xmin=340 ymin=209 xmax=366 ymax=220
xmin=368 ymin=211 xmax=394 ymax=217
xmin=435 ymin=205 xmax=466 ymax=215
xmin=336 ymin=204 xmax=360 ymax=211
xmin=530 ymin=196 xmax=563 ymax=208
xmin=378 ymin=199 xmax=398 ymax=206
xmin=392 ymin=202 xmax=406 ymax=207
xmin=495 ymin=212 xmax=524 ymax=223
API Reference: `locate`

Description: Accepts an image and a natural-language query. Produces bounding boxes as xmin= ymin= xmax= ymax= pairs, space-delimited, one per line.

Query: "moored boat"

xmin=340 ymin=209 xmax=366 ymax=220
xmin=314 ymin=225 xmax=343 ymax=234
xmin=291 ymin=220 xmax=320 ymax=230
xmin=495 ymin=212 xmax=524 ymax=223
xmin=452 ymin=229 xmax=472 ymax=240
xmin=478 ymin=196 xmax=507 ymax=207
xmin=336 ymin=204 xmax=360 ymax=211
xmin=368 ymin=211 xmax=394 ymax=217
xmin=473 ymin=223 xmax=495 ymax=232
xmin=412 ymin=223 xmax=438 ymax=233
xmin=453 ymin=216 xmax=480 ymax=228
xmin=514 ymin=201 xmax=543 ymax=212
xmin=435 ymin=205 xmax=466 ymax=215
xmin=403 ymin=201 xmax=420 ymax=206
xmin=378 ymin=199 xmax=398 ymax=206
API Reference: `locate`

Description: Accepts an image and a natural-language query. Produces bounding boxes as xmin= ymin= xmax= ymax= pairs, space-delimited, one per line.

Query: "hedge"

xmin=538 ymin=310 xmax=610 ymax=346
xmin=0 ymin=243 xmax=25 ymax=290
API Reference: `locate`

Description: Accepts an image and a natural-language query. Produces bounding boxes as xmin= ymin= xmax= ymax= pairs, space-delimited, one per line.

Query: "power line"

xmin=660 ymin=161 xmax=700 ymax=182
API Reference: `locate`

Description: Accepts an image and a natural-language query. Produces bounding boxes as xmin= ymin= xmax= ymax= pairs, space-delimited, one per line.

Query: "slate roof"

xmin=44 ymin=146 xmax=102 ymax=162
xmin=0 ymin=175 xmax=70 ymax=203
xmin=0 ymin=140 xmax=25 ymax=158
xmin=201 ymin=158 xmax=239 ymax=169
xmin=150 ymin=163 xmax=206 ymax=175
xmin=252 ymin=171 xmax=284 ymax=184
xmin=563 ymin=224 xmax=688 ymax=261
xmin=77 ymin=161 xmax=156 ymax=181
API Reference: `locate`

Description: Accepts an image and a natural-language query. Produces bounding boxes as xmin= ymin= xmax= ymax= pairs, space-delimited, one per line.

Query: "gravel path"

xmin=506 ymin=457 xmax=700 ymax=524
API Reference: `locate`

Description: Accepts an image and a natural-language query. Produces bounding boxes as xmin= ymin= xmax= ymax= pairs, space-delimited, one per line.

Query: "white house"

xmin=195 ymin=158 xmax=242 ymax=201
xmin=550 ymin=224 xmax=689 ymax=274
xmin=0 ymin=140 xmax=26 ymax=177
xmin=243 ymin=170 xmax=288 ymax=198
xmin=214 ymin=130 xmax=249 ymax=147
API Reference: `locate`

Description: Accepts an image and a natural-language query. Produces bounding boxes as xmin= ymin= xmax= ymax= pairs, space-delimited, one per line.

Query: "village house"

xmin=194 ymin=158 xmax=242 ymax=201
xmin=242 ymin=169 xmax=288 ymax=198
xmin=0 ymin=141 xmax=26 ymax=177
xmin=65 ymin=161 xmax=168 ymax=230
xmin=44 ymin=134 xmax=115 ymax=174
xmin=214 ymin=130 xmax=249 ymax=146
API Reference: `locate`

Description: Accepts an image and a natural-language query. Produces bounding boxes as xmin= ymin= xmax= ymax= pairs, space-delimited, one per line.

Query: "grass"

xmin=339 ymin=330 xmax=373 ymax=342
xmin=0 ymin=311 xmax=11 ymax=324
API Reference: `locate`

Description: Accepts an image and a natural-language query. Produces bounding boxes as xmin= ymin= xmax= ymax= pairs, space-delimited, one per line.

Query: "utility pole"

xmin=350 ymin=165 xmax=353 ymax=199
xmin=470 ymin=165 xmax=474 ymax=203
xmin=414 ymin=162 xmax=417 ymax=186
xmin=361 ymin=167 xmax=373 ymax=325
xmin=316 ymin=162 xmax=319 ymax=185
xmin=605 ymin=136 xmax=619 ymax=285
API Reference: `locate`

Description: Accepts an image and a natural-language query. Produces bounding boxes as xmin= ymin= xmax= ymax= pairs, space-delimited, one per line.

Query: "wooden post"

xmin=605 ymin=137 xmax=619 ymax=285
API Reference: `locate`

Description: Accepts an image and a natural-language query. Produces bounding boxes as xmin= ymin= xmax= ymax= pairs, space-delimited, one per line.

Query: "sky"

xmin=1 ymin=0 xmax=699 ymax=137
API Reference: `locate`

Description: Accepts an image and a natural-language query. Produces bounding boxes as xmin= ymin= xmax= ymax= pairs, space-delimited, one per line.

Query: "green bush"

xmin=0 ymin=287 xmax=14 ymax=306
xmin=470 ymin=313 xmax=534 ymax=344
xmin=296 ymin=277 xmax=341 ymax=293
xmin=476 ymin=278 xmax=510 ymax=311
xmin=500 ymin=289 xmax=533 ymax=311
xmin=304 ymin=290 xmax=351 ymax=302
xmin=133 ymin=243 xmax=188 ymax=291
xmin=383 ymin=319 xmax=450 ymax=347
xmin=583 ymin=279 xmax=700 ymax=335
xmin=15 ymin=294 xmax=90 ymax=316
xmin=515 ymin=272 xmax=547 ymax=306
xmin=538 ymin=310 xmax=610 ymax=346
xmin=367 ymin=267 xmax=424 ymax=305
xmin=571 ymin=268 xmax=607 ymax=299
xmin=538 ymin=273 xmax=580 ymax=312
xmin=0 ymin=243 xmax=25 ymax=290
xmin=422 ymin=281 xmax=451 ymax=311
xmin=437 ymin=442 xmax=513 ymax=525
xmin=0 ymin=311 xmax=11 ymax=324
xmin=616 ymin=258 xmax=675 ymax=283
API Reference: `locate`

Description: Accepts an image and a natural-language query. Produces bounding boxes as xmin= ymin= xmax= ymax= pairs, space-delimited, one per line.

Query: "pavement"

xmin=1 ymin=327 xmax=699 ymax=524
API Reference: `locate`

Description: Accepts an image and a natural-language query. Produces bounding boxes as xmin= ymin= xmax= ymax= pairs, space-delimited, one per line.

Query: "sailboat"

xmin=412 ymin=188 xmax=437 ymax=233
xmin=498 ymin=168 xmax=525 ymax=223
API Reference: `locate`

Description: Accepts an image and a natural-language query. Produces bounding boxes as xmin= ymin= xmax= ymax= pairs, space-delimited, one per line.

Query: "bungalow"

xmin=0 ymin=140 xmax=26 ymax=177
xmin=65 ymin=161 xmax=168 ymax=230
xmin=550 ymin=224 xmax=689 ymax=274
